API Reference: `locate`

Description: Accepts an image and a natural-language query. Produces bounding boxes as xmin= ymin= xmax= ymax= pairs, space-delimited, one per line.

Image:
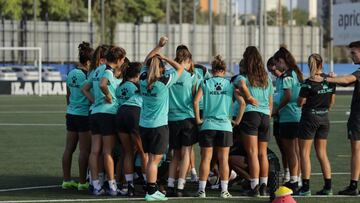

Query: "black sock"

xmin=147 ymin=183 xmax=157 ymax=195
xmin=302 ymin=179 xmax=310 ymax=191
xmin=350 ymin=180 xmax=358 ymax=190
xmin=324 ymin=179 xmax=332 ymax=190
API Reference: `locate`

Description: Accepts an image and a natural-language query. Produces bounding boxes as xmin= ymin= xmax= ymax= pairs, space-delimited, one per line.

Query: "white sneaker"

xmin=191 ymin=173 xmax=199 ymax=182
xmin=195 ymin=190 xmax=206 ymax=198
xmin=220 ymin=190 xmax=232 ymax=198
xmin=229 ymin=170 xmax=237 ymax=181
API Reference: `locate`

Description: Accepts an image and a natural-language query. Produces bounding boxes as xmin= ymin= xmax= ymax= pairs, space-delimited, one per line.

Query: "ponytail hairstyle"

xmin=211 ymin=55 xmax=226 ymax=74
xmin=242 ymin=46 xmax=268 ymax=88
xmin=78 ymin=41 xmax=94 ymax=66
xmin=90 ymin=44 xmax=110 ymax=71
xmin=147 ymin=56 xmax=165 ymax=90
xmin=308 ymin=53 xmax=323 ymax=79
xmin=239 ymin=59 xmax=245 ymax=75
xmin=273 ymin=47 xmax=304 ymax=82
xmin=105 ymin=46 xmax=126 ymax=64
xmin=122 ymin=62 xmax=142 ymax=83
xmin=175 ymin=45 xmax=194 ymax=74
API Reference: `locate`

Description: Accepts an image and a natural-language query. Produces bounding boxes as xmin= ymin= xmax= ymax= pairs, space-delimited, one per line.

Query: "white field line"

xmin=0 ymin=111 xmax=63 ymax=114
xmin=0 ymin=121 xmax=348 ymax=127
xmin=0 ymin=172 xmax=351 ymax=193
xmin=0 ymin=104 xmax=63 ymax=107
xmin=1 ymin=195 xmax=360 ymax=203
xmin=0 ymin=123 xmax=64 ymax=126
xmin=0 ymin=185 xmax=59 ymax=192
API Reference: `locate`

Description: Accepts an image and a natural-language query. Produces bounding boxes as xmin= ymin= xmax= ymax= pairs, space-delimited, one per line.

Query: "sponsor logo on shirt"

xmin=210 ymin=83 xmax=228 ymax=95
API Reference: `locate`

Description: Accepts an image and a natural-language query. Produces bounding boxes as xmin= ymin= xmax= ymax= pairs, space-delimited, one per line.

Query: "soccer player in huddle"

xmin=194 ymin=55 xmax=244 ymax=198
xmin=297 ymin=53 xmax=335 ymax=196
xmin=139 ymin=37 xmax=185 ymax=201
xmin=62 ymin=42 xmax=93 ymax=190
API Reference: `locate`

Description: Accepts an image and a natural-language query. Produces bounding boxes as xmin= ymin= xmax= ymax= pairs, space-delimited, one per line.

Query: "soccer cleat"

xmin=127 ymin=184 xmax=135 ymax=197
xmin=117 ymin=187 xmax=128 ymax=196
xmin=191 ymin=173 xmax=199 ymax=183
xmin=259 ymin=183 xmax=269 ymax=196
xmin=145 ymin=191 xmax=168 ymax=201
xmin=92 ymin=188 xmax=105 ymax=196
xmin=298 ymin=188 xmax=311 ymax=196
xmin=316 ymin=188 xmax=333 ymax=196
xmin=77 ymin=182 xmax=89 ymax=191
xmin=283 ymin=181 xmax=299 ymax=194
xmin=220 ymin=190 xmax=232 ymax=198
xmin=166 ymin=187 xmax=176 ymax=197
xmin=107 ymin=188 xmax=118 ymax=196
xmin=61 ymin=180 xmax=78 ymax=189
xmin=242 ymin=185 xmax=260 ymax=197
xmin=176 ymin=189 xmax=190 ymax=197
xmin=338 ymin=186 xmax=359 ymax=196
xmin=194 ymin=190 xmax=206 ymax=198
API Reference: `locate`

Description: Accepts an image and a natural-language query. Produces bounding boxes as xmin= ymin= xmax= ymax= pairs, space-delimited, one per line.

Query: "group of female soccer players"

xmin=61 ymin=36 xmax=355 ymax=200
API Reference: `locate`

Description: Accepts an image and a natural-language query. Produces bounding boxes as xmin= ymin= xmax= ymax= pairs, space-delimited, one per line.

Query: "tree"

xmin=0 ymin=0 xmax=40 ymax=20
xmin=267 ymin=6 xmax=289 ymax=26
xmin=292 ymin=8 xmax=309 ymax=26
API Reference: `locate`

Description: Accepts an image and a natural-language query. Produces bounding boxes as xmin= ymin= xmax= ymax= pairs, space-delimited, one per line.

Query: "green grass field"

xmin=0 ymin=95 xmax=359 ymax=202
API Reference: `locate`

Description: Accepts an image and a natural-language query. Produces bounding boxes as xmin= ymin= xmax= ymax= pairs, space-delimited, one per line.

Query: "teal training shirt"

xmin=200 ymin=76 xmax=234 ymax=132
xmin=278 ymin=70 xmax=302 ymax=123
xmin=273 ymin=77 xmax=282 ymax=106
xmin=116 ymin=81 xmax=142 ymax=108
xmin=115 ymin=81 xmax=136 ymax=106
xmin=168 ymin=69 xmax=197 ymax=121
xmin=91 ymin=65 xmax=119 ymax=114
xmin=231 ymin=74 xmax=242 ymax=117
xmin=139 ymin=70 xmax=179 ymax=128
xmin=237 ymin=75 xmax=273 ymax=115
xmin=195 ymin=66 xmax=211 ymax=110
xmin=66 ymin=67 xmax=90 ymax=116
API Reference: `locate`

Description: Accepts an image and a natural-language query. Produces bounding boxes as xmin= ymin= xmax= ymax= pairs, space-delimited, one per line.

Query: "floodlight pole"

xmin=330 ymin=0 xmax=334 ymax=72
xmin=179 ymin=0 xmax=183 ymax=43
xmin=208 ymin=0 xmax=213 ymax=65
xmin=101 ymin=0 xmax=105 ymax=44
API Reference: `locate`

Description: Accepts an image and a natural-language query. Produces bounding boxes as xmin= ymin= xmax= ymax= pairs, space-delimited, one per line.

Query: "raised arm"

xmin=159 ymin=54 xmax=184 ymax=78
xmin=144 ymin=36 xmax=168 ymax=63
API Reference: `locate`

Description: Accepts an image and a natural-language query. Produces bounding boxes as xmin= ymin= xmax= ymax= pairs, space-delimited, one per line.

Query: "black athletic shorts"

xmin=273 ymin=118 xmax=280 ymax=138
xmin=199 ymin=130 xmax=233 ymax=147
xmin=116 ymin=105 xmax=140 ymax=135
xmin=89 ymin=113 xmax=116 ymax=135
xmin=348 ymin=112 xmax=360 ymax=140
xmin=279 ymin=122 xmax=299 ymax=139
xmin=298 ymin=111 xmax=329 ymax=140
xmin=238 ymin=111 xmax=270 ymax=142
xmin=168 ymin=118 xmax=198 ymax=149
xmin=140 ymin=125 xmax=169 ymax=155
xmin=66 ymin=114 xmax=90 ymax=132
